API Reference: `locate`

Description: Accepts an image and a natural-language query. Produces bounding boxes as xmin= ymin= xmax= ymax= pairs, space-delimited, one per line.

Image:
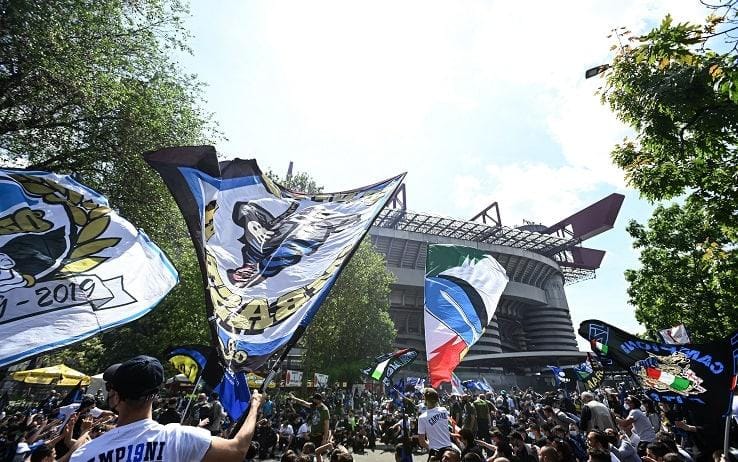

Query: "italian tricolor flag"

xmin=645 ymin=367 xmax=691 ymax=392
xmin=591 ymin=339 xmax=608 ymax=355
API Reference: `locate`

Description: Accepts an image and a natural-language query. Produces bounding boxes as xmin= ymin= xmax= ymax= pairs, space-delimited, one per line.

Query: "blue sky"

xmin=178 ymin=1 xmax=709 ymax=349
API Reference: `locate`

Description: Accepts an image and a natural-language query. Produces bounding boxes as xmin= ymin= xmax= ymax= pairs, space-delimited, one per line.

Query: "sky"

xmin=179 ymin=0 xmax=710 ymax=350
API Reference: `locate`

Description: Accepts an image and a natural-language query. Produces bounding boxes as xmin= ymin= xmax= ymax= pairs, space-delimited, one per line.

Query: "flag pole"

xmin=180 ymin=375 xmax=203 ymax=424
xmin=228 ymin=343 xmax=292 ymax=437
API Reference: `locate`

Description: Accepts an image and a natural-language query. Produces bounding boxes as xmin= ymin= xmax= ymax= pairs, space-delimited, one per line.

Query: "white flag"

xmin=659 ymin=324 xmax=691 ymax=344
xmin=0 ymin=170 xmax=177 ymax=367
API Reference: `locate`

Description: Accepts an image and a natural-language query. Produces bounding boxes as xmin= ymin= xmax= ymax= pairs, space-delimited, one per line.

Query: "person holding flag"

xmin=69 ymin=355 xmax=264 ymax=462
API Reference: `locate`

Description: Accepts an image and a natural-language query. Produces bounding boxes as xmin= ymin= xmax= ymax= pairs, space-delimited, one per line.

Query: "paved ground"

xmin=259 ymin=448 xmax=419 ymax=462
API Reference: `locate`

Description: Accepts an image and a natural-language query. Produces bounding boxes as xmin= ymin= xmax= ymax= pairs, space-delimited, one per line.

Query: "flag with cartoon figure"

xmin=579 ymin=319 xmax=738 ymax=452
xmin=424 ymin=244 xmax=508 ymax=387
xmin=145 ymin=146 xmax=405 ymax=371
xmin=0 ymin=170 xmax=178 ymax=367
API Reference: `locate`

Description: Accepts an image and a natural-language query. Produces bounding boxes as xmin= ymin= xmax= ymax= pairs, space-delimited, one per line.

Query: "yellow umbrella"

xmin=246 ymin=372 xmax=276 ymax=389
xmin=11 ymin=364 xmax=90 ymax=386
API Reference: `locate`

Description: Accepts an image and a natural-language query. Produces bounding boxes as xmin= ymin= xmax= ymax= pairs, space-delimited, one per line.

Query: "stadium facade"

xmin=367 ymin=187 xmax=624 ymax=374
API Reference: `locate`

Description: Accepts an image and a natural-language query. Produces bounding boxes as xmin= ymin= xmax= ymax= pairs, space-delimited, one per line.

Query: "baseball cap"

xmin=103 ymin=355 xmax=164 ymax=399
xmin=312 ymin=393 xmax=324 ymax=401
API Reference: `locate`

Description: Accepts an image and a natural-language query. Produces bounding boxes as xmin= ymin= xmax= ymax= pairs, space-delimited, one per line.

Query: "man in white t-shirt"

xmin=416 ymin=388 xmax=452 ymax=460
xmin=70 ymin=355 xmax=263 ymax=462
xmin=616 ymin=396 xmax=655 ymax=456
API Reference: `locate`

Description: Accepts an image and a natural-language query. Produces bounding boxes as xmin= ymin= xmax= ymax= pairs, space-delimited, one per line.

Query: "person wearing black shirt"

xmin=157 ymin=397 xmax=182 ymax=425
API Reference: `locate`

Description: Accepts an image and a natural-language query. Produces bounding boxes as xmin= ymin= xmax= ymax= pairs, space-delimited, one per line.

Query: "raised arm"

xmin=203 ymin=391 xmax=264 ymax=462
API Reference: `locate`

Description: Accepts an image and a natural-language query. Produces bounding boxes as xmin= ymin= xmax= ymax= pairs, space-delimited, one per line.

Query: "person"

xmin=461 ymin=395 xmax=477 ymax=434
xmin=157 ymin=397 xmax=182 ymax=425
xmin=509 ymin=431 xmax=536 ymax=462
xmin=290 ymin=393 xmax=330 ymax=445
xmin=643 ymin=442 xmax=670 ymax=462
xmin=208 ymin=392 xmax=225 ymax=436
xmin=472 ymin=394 xmax=491 ymax=443
xmin=605 ymin=428 xmax=640 ymax=462
xmin=616 ymin=396 xmax=655 ymax=456
xmin=440 ymin=448 xmax=460 ymax=462
xmin=190 ymin=393 xmax=209 ymax=425
xmin=586 ymin=431 xmax=621 ymax=462
xmin=540 ymin=446 xmax=562 ymax=462
xmin=580 ymin=392 xmax=615 ymax=432
xmin=263 ymin=395 xmax=275 ymax=420
xmin=55 ymin=395 xmax=113 ymax=426
xmin=417 ymin=388 xmax=452 ymax=460
xmin=255 ymin=418 xmax=278 ymax=459
xmin=29 ymin=444 xmax=55 ymax=462
xmin=69 ymin=355 xmax=264 ymax=462
xmin=456 ymin=428 xmax=484 ymax=460
xmin=279 ymin=419 xmax=295 ymax=451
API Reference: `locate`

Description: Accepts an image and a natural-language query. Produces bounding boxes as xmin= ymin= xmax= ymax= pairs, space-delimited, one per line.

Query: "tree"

xmin=301 ymin=240 xmax=397 ymax=383
xmin=625 ymin=202 xmax=737 ymax=342
xmin=1 ymin=0 xmax=218 ymax=370
xmin=601 ymin=3 xmax=738 ymax=340
xmin=268 ymin=170 xmax=397 ymax=383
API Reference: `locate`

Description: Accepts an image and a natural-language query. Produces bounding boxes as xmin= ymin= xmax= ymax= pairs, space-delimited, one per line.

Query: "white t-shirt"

xmin=628 ymin=409 xmax=656 ymax=442
xmin=297 ymin=423 xmax=309 ymax=438
xmin=280 ymin=424 xmax=294 ymax=437
xmin=70 ymin=419 xmax=211 ymax=462
xmin=417 ymin=406 xmax=451 ymax=450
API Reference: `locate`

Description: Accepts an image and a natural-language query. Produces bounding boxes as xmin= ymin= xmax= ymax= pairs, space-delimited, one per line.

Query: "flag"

xmin=659 ymin=324 xmax=691 ymax=345
xmin=481 ymin=376 xmax=493 ymax=393
xmin=423 ymin=244 xmax=508 ymax=387
xmin=145 ymin=146 xmax=404 ymax=371
xmin=214 ymin=369 xmax=252 ymax=421
xmin=451 ymin=372 xmax=464 ymax=395
xmin=547 ymin=366 xmax=570 ymax=386
xmin=574 ymin=354 xmax=604 ymax=391
xmin=579 ymin=319 xmax=738 ymax=452
xmin=0 ymin=169 xmax=177 ymax=367
xmin=164 ymin=345 xmax=224 ymax=388
xmin=362 ymin=348 xmax=418 ymax=388
xmin=58 ymin=381 xmax=84 ymax=406
xmin=462 ymin=379 xmax=487 ymax=392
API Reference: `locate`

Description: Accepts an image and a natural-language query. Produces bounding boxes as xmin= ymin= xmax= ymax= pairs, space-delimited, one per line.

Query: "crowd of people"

xmin=0 ymin=356 xmax=732 ymax=462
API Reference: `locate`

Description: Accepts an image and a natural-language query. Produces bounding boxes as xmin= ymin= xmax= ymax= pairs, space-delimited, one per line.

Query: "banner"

xmin=659 ymin=324 xmax=691 ymax=345
xmin=574 ymin=354 xmax=605 ymax=391
xmin=285 ymin=370 xmax=303 ymax=387
xmin=0 ymin=170 xmax=177 ymax=367
xmin=313 ymin=373 xmax=329 ymax=388
xmin=424 ymin=244 xmax=508 ymax=387
xmin=145 ymin=146 xmax=404 ymax=371
xmin=579 ymin=319 xmax=738 ymax=451
xmin=362 ymin=348 xmax=418 ymax=388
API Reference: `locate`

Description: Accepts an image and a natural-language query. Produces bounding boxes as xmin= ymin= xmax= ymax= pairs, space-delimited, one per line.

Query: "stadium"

xmin=367 ymin=185 xmax=624 ymax=384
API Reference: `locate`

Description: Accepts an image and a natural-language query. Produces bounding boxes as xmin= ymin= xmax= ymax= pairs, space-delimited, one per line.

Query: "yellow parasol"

xmin=11 ymin=364 xmax=90 ymax=386
xmin=246 ymin=372 xmax=276 ymax=389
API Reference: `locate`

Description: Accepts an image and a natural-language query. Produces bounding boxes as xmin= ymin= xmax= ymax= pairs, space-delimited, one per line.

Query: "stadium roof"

xmin=373 ymin=208 xmax=594 ymax=284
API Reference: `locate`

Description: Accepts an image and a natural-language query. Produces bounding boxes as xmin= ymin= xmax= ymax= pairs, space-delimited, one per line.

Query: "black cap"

xmin=312 ymin=393 xmax=323 ymax=401
xmin=103 ymin=355 xmax=164 ymax=399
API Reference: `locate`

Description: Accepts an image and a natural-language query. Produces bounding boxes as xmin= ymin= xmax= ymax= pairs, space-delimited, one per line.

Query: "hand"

xmin=675 ymin=420 xmax=688 ymax=430
xmin=199 ymin=417 xmax=210 ymax=428
xmin=251 ymin=390 xmax=264 ymax=406
xmin=80 ymin=416 xmax=94 ymax=432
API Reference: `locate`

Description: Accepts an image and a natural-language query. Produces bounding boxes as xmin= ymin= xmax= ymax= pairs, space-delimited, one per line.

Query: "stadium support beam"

xmin=470 ymin=202 xmax=502 ymax=227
